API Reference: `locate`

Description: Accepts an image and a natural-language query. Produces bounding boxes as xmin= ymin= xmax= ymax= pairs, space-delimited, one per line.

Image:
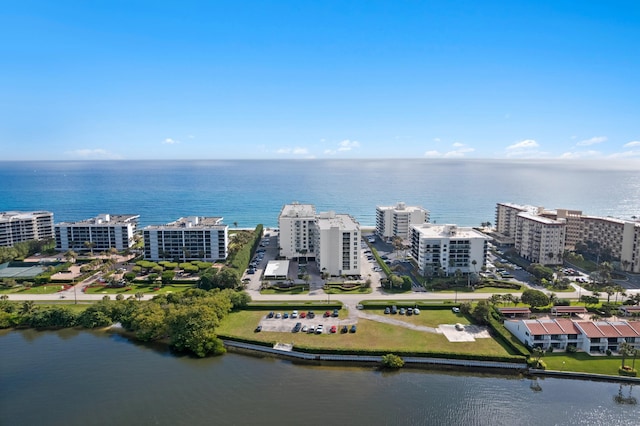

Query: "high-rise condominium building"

xmin=0 ymin=211 xmax=54 ymax=247
xmin=55 ymin=214 xmax=139 ymax=252
xmin=410 ymin=224 xmax=489 ymax=277
xmin=143 ymin=216 xmax=228 ymax=261
xmin=376 ymin=202 xmax=429 ymax=240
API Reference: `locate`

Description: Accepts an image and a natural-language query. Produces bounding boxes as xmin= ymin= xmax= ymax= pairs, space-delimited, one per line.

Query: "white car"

xmin=291 ymin=310 xmax=298 ymax=318
xmin=452 ymin=307 xmax=460 ymax=313
xmin=315 ymin=325 xmax=324 ymax=334
xmin=413 ymin=308 xmax=420 ymax=315
xmin=455 ymin=323 xmax=464 ymax=331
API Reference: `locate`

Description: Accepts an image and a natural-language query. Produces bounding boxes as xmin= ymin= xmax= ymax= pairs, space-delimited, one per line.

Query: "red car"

xmin=324 ymin=311 xmax=331 ymax=318
xmin=330 ymin=325 xmax=337 ymax=333
xmin=300 ymin=312 xmax=307 ymax=318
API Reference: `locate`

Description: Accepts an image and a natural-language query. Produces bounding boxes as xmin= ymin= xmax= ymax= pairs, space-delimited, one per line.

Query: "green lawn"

xmin=85 ymin=284 xmax=195 ymax=294
xmin=218 ymin=310 xmax=513 ymax=357
xmin=543 ymin=352 xmax=633 ymax=375
xmin=0 ymin=285 xmax=67 ymax=294
xmin=260 ymin=287 xmax=308 ymax=295
xmin=325 ymin=287 xmax=372 ymax=294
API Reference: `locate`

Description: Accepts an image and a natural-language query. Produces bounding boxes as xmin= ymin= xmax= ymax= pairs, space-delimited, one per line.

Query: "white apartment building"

xmin=0 ymin=211 xmax=54 ymax=247
xmin=56 ymin=214 xmax=139 ymax=252
xmin=376 ymin=202 xmax=429 ymax=240
xmin=409 ymin=224 xmax=489 ymax=277
xmin=143 ymin=216 xmax=228 ymax=261
xmin=315 ymin=212 xmax=361 ymax=276
xmin=278 ymin=203 xmax=317 ymax=260
xmin=515 ymin=212 xmax=566 ymax=266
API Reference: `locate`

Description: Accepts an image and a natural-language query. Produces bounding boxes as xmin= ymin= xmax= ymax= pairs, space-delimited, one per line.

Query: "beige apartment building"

xmin=375 ymin=202 xmax=430 ymax=240
xmin=515 ymin=212 xmax=566 ymax=266
xmin=0 ymin=211 xmax=54 ymax=247
xmin=496 ymin=202 xmax=640 ymax=272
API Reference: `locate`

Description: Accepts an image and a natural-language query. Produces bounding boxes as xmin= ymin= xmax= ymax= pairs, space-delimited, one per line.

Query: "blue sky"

xmin=1 ymin=0 xmax=639 ymax=161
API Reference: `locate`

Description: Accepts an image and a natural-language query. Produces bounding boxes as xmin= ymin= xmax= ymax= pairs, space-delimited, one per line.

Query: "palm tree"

xmin=619 ymin=342 xmax=633 ymax=369
xmin=135 ymin=292 xmax=144 ymax=301
xmin=84 ymin=241 xmax=95 ymax=256
xmin=20 ymin=300 xmax=35 ymax=315
xmin=233 ymin=221 xmax=238 ymax=228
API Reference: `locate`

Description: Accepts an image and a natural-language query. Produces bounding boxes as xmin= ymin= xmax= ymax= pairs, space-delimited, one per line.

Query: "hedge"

xmin=228 ymin=224 xmax=263 ymax=273
xmin=244 ymin=302 xmax=343 ymax=311
xmin=486 ymin=315 xmax=531 ymax=357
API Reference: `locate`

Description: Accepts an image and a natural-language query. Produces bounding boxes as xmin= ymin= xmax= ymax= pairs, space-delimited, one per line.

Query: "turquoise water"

xmin=1 ymin=159 xmax=639 ymax=228
xmin=1 ymin=329 xmax=638 ymax=426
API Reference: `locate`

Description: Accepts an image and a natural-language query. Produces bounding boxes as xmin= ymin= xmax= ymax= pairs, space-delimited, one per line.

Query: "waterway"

xmin=1 ymin=329 xmax=638 ymax=425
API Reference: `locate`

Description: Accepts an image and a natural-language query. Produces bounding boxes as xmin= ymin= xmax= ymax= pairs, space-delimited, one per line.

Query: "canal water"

xmin=1 ymin=329 xmax=638 ymax=425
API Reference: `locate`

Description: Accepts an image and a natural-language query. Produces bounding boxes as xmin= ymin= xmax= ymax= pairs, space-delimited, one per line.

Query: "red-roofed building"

xmin=619 ymin=306 xmax=640 ymax=317
xmin=550 ymin=306 xmax=587 ymax=316
xmin=498 ymin=307 xmax=531 ymax=318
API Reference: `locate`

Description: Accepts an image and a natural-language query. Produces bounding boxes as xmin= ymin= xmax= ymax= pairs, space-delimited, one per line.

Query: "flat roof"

xmin=145 ymin=216 xmax=225 ymax=229
xmin=316 ymin=212 xmax=359 ymax=231
xmin=57 ymin=214 xmax=139 ymax=226
xmin=517 ymin=212 xmax=564 ymax=225
xmin=411 ymin=224 xmax=489 ymax=240
xmin=264 ymin=260 xmax=290 ymax=278
xmin=551 ymin=306 xmax=588 ymax=314
xmin=280 ymin=203 xmax=316 ymax=218
xmin=499 ymin=308 xmax=531 ymax=314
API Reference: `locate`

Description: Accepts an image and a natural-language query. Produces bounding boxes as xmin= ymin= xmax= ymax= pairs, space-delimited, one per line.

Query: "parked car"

xmin=254 ymin=325 xmax=262 ymax=332
xmin=315 ymin=325 xmax=324 ymax=334
xmin=293 ymin=322 xmax=302 ymax=332
xmin=455 ymin=323 xmax=464 ymax=331
xmin=301 ymin=325 xmax=308 ymax=333
xmin=332 ymin=309 xmax=339 ymax=317
xmin=307 ymin=311 xmax=315 ymax=319
xmin=330 ymin=325 xmax=337 ymax=333
xmin=391 ymin=306 xmax=398 ymax=314
xmin=292 ymin=310 xmax=298 ymax=319
xmin=267 ymin=311 xmax=274 ymax=318
xmin=324 ymin=311 xmax=331 ymax=318
xmin=275 ymin=312 xmax=282 ymax=319
xmin=406 ymin=308 xmax=413 ymax=316
xmin=384 ymin=307 xmax=390 ymax=314
xmin=413 ymin=308 xmax=420 ymax=315
xmin=341 ymin=326 xmax=348 ymax=333
xmin=399 ymin=308 xmax=406 ymax=315
xmin=350 ymin=325 xmax=357 ymax=333
xmin=300 ymin=312 xmax=307 ymax=318
xmin=308 ymin=326 xmax=315 ymax=334
xmin=283 ymin=312 xmax=289 ymax=319
xmin=452 ymin=307 xmax=460 ymax=313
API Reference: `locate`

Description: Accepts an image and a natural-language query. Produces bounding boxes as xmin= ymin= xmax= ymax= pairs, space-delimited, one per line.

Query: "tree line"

xmin=0 ymin=289 xmax=250 ymax=357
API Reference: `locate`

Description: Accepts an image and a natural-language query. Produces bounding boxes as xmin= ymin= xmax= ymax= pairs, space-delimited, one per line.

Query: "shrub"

xmin=606 ymin=349 xmax=612 ymax=356
xmin=619 ymin=367 xmax=638 ymax=377
xmin=381 ymin=354 xmax=404 ymax=369
xmin=566 ymin=345 xmax=577 ymax=353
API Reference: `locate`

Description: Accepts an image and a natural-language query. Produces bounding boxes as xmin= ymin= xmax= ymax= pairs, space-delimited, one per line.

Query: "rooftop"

xmin=411 ymin=224 xmax=489 ymax=240
xmin=57 ymin=214 xmax=139 ymax=226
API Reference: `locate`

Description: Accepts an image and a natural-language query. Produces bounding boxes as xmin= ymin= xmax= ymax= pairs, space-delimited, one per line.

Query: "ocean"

xmin=1 ymin=159 xmax=639 ymax=228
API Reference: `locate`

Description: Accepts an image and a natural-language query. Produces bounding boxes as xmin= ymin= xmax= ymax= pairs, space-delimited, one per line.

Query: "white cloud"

xmin=324 ymin=149 xmax=336 ymax=155
xmin=559 ymin=150 xmax=601 ymax=159
xmin=623 ymin=141 xmax=640 ymax=148
xmin=608 ymin=149 xmax=640 ymax=159
xmin=337 ymin=139 xmax=360 ymax=152
xmin=424 ymin=143 xmax=474 ymax=158
xmin=277 ymin=147 xmax=309 ymax=155
xmin=506 ymin=139 xmax=539 ymax=150
xmin=433 ymin=137 xmax=441 ymax=143
xmin=66 ymin=148 xmax=122 ymax=159
xmin=576 ymin=136 xmax=607 ymax=146
xmin=163 ymin=138 xmax=180 ymax=144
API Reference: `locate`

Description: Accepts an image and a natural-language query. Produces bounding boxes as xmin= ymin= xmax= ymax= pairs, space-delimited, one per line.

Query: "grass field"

xmin=217 ymin=310 xmax=513 ymax=357
xmin=85 ymin=284 xmax=195 ymax=295
xmin=543 ymin=352 xmax=633 ymax=375
xmin=0 ymin=285 xmax=67 ymax=294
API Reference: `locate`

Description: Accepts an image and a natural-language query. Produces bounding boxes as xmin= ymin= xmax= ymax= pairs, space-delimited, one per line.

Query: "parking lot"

xmin=257 ymin=310 xmax=357 ymax=334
